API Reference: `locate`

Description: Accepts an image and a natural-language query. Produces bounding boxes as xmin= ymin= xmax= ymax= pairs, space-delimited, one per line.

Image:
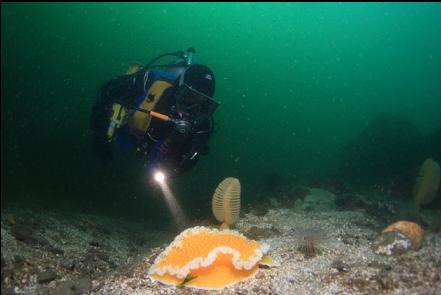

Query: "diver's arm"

xmin=90 ymin=74 xmax=142 ymax=134
xmin=145 ymin=128 xmax=210 ymax=177
xmin=90 ymin=80 xmax=120 ymax=164
xmin=175 ymin=120 xmax=213 ymax=173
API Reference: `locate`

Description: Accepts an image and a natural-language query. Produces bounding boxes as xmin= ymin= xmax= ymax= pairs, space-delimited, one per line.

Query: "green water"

xmin=2 ymin=3 xmax=441 ymax=222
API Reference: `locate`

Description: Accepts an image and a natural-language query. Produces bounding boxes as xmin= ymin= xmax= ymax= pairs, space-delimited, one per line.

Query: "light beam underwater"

xmin=153 ymin=171 xmax=189 ymax=227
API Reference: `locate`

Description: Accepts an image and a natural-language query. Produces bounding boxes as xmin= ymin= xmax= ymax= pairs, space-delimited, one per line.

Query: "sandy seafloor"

xmin=1 ymin=187 xmax=441 ymax=295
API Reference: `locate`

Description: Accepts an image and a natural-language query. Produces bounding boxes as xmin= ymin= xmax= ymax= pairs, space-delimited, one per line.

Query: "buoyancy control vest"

xmin=106 ymin=65 xmax=178 ymax=143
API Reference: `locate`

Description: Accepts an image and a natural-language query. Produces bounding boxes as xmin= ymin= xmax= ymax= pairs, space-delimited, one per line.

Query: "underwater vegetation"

xmin=212 ymin=177 xmax=241 ymax=229
xmin=428 ymin=126 xmax=441 ymax=209
xmin=427 ymin=124 xmax=441 ymax=163
xmin=339 ymin=113 xmax=423 ymax=187
xmin=298 ymin=234 xmax=320 ymax=259
xmin=413 ymin=158 xmax=440 ymax=210
xmin=295 ymin=228 xmax=325 ymax=259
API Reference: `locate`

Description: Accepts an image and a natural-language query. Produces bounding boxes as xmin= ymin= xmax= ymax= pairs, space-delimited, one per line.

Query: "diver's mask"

xmin=175 ymin=83 xmax=220 ymax=117
xmin=172 ymin=83 xmax=220 ymax=139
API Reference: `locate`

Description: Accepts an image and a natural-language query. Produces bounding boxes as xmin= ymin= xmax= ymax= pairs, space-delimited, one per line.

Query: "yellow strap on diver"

xmin=128 ymin=80 xmax=173 ymax=138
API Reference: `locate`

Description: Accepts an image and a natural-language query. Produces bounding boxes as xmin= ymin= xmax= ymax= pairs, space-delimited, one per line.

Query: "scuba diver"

xmin=90 ymin=48 xmax=219 ymax=182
